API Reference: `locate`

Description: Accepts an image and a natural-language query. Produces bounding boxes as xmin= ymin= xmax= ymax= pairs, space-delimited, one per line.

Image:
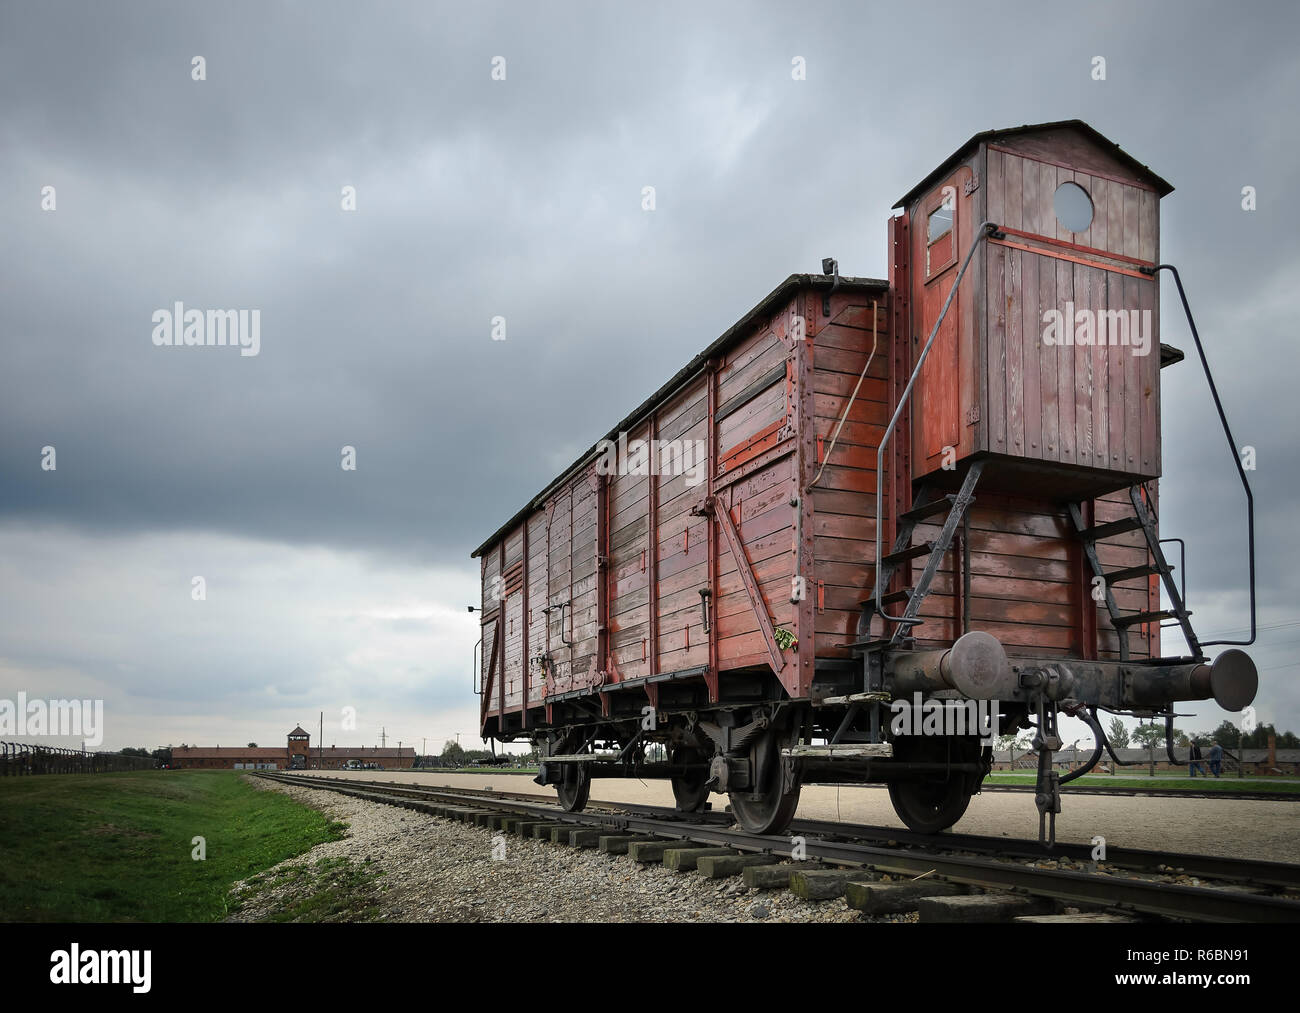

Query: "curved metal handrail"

xmin=1139 ymin=264 xmax=1256 ymax=648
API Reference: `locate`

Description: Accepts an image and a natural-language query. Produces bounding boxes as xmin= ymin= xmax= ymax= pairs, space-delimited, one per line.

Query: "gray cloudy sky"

xmin=1 ymin=0 xmax=1297 ymax=754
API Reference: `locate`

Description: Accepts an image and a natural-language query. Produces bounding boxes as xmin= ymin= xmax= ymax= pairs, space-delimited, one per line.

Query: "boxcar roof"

xmin=893 ymin=119 xmax=1174 ymax=210
xmin=471 ymin=272 xmax=888 ymax=558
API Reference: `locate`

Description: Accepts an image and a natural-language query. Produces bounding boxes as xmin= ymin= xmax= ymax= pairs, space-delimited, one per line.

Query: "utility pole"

xmin=380 ymin=727 xmax=387 ymax=749
xmin=318 ymin=712 xmax=323 ymax=771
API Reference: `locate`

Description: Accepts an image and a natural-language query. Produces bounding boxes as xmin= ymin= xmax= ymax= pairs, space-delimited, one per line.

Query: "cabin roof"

xmin=471 ymin=272 xmax=888 ymax=558
xmin=892 ymin=119 xmax=1175 ymax=210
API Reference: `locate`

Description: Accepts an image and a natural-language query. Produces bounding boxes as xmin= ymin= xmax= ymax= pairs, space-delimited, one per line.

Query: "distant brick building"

xmin=172 ymin=726 xmax=417 ymax=770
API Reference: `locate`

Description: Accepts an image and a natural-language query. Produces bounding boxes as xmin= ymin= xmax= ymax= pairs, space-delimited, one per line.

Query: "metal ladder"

xmin=827 ymin=223 xmax=1000 ymax=746
xmin=831 ymin=461 xmax=985 ymax=744
xmin=1068 ymin=483 xmax=1201 ymax=662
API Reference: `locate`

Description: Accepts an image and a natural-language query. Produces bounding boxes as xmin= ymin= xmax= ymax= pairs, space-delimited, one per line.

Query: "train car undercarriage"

xmin=520 ymin=634 xmax=1258 ymax=843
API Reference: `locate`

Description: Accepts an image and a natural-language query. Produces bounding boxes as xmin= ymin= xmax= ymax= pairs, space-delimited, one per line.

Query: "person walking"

xmin=1189 ymin=739 xmax=1203 ymax=777
xmin=1208 ymin=740 xmax=1223 ymax=778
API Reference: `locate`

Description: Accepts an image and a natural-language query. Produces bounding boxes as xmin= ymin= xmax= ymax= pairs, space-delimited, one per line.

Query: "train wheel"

xmin=669 ymin=746 xmax=709 ymax=814
xmin=886 ymin=734 xmax=983 ymax=834
xmin=729 ymin=781 xmax=801 ymax=835
xmin=728 ymin=723 xmax=801 ymax=835
xmin=556 ymin=765 xmax=590 ymax=813
xmin=887 ymin=777 xmax=972 ymax=834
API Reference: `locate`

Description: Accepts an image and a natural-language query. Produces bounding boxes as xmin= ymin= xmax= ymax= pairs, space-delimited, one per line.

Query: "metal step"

xmin=783 ymin=743 xmax=894 ymax=759
xmin=859 ymin=587 xmax=913 ymax=607
xmin=899 ymin=495 xmax=956 ymax=524
xmin=1104 ymin=562 xmax=1166 ymax=584
xmin=882 ymin=541 xmax=934 ymax=567
xmin=1078 ymin=516 xmax=1144 ymax=541
xmin=1111 ymin=609 xmax=1181 ymax=628
xmin=814 ymin=691 xmax=892 ymax=707
xmin=848 ymin=638 xmax=898 ymax=652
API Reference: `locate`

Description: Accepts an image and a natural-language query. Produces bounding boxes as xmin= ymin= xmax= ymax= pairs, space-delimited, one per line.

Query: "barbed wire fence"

xmin=0 ymin=741 xmax=156 ymax=775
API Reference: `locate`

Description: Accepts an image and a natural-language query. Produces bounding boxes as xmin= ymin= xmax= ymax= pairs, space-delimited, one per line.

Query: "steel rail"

xmin=978 ymin=783 xmax=1299 ymax=802
xmin=782 ymin=817 xmax=1300 ymax=891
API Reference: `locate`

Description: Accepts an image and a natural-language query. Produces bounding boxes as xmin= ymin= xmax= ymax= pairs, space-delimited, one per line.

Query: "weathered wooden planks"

xmin=479 ymin=123 xmax=1175 ymax=736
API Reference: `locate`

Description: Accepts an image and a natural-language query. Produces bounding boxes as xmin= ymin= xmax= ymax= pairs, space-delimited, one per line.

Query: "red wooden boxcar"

xmin=471 ymin=121 xmax=1258 ymax=840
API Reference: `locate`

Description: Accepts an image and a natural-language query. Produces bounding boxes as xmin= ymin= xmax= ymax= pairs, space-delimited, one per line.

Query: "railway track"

xmin=258 ymin=772 xmax=1300 ymax=923
xmin=403 ymin=770 xmax=1300 ymax=802
xmin=285 ymin=774 xmax=1300 ymax=887
xmin=982 ymin=783 xmax=1300 ymax=802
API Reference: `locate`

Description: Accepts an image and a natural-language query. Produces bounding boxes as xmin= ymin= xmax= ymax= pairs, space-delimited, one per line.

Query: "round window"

xmin=1053 ymin=181 xmax=1094 ymax=233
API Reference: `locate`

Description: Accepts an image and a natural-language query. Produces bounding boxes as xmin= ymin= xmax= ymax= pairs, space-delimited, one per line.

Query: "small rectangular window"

xmin=928 ymin=202 xmax=954 ymax=243
xmin=925 ymin=189 xmax=957 ymax=278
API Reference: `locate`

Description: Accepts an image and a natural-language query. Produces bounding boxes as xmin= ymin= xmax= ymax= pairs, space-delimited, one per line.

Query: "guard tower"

xmin=287 ymin=725 xmax=310 ymax=770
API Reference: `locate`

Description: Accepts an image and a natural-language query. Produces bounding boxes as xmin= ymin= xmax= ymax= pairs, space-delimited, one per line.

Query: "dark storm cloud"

xmin=1 ymin=0 xmax=1298 ymax=738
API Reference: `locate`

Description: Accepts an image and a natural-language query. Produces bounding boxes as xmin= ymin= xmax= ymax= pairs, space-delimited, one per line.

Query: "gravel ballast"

xmin=229 ymin=777 xmax=904 ymax=923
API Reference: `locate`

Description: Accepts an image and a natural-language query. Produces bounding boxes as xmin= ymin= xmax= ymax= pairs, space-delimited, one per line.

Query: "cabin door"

xmin=914 ymin=171 xmax=968 ymax=475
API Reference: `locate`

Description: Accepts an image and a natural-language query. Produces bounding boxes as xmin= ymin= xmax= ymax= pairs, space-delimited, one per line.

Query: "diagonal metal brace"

xmin=696 ymin=496 xmax=785 ymax=673
xmin=884 ymin=460 xmax=983 ymax=646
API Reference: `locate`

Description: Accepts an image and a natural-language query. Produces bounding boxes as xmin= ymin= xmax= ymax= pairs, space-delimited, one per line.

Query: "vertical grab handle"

xmin=871 ymin=221 xmax=1001 ymax=624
